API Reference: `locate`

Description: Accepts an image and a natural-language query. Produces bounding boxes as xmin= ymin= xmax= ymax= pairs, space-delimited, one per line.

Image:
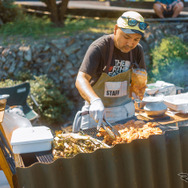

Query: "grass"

xmin=0 ymin=13 xmax=115 ymax=45
xmin=64 ymin=16 xmax=115 ymax=34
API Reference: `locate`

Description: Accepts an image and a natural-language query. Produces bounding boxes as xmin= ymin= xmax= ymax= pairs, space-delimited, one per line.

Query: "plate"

xmin=142 ymin=96 xmax=164 ymax=103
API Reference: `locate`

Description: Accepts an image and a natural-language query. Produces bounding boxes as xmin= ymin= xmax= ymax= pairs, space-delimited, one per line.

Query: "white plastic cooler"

xmin=11 ymin=126 xmax=54 ymax=154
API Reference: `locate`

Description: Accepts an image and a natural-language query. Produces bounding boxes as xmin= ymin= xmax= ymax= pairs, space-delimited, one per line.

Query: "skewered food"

xmin=97 ymin=120 xmax=162 ymax=145
xmin=53 ymin=131 xmax=109 ymax=159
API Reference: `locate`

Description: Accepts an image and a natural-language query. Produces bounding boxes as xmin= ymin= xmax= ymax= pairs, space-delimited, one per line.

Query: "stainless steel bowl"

xmin=144 ymin=101 xmax=167 ymax=117
xmin=144 ymin=109 xmax=167 ymax=116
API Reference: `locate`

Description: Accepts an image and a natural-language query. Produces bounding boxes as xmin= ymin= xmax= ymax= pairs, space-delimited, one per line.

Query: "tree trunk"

xmin=42 ymin=0 xmax=69 ymax=27
xmin=44 ymin=0 xmax=58 ymax=25
xmin=58 ymin=0 xmax=69 ymax=24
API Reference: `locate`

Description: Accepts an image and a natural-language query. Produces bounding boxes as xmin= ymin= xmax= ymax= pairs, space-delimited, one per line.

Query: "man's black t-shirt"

xmin=79 ymin=34 xmax=146 ymax=85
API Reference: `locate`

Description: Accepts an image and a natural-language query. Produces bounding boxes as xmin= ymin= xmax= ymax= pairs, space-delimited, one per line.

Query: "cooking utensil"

xmin=100 ymin=122 xmax=116 ymax=140
xmin=79 ymin=111 xmax=119 ymax=139
xmin=103 ymin=117 xmax=120 ymax=137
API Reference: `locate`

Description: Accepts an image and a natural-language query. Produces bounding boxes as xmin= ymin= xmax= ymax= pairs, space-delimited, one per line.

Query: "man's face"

xmin=114 ymin=25 xmax=142 ymax=53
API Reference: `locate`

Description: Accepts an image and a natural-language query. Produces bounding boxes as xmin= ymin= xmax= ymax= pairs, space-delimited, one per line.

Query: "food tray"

xmin=163 ymin=93 xmax=188 ymax=114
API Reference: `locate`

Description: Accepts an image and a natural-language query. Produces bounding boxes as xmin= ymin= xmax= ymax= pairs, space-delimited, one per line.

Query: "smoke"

xmin=151 ymin=59 xmax=188 ymax=88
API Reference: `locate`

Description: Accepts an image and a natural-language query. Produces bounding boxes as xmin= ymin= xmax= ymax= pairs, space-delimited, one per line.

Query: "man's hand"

xmin=89 ymin=98 xmax=104 ymax=129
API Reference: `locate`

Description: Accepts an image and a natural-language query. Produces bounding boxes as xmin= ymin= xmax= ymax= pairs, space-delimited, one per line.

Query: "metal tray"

xmin=82 ymin=115 xmax=177 ymax=139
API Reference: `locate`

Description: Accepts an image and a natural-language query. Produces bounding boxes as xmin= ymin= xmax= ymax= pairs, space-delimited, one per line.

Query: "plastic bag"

xmin=2 ymin=112 xmax=32 ymax=143
xmin=5 ymin=105 xmax=26 ymax=117
xmin=130 ymin=68 xmax=147 ymax=100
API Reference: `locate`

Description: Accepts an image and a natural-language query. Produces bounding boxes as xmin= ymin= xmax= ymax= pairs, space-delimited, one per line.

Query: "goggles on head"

xmin=121 ymin=16 xmax=148 ymax=30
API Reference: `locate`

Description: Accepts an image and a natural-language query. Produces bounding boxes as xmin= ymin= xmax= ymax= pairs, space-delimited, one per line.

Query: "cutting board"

xmin=136 ymin=108 xmax=188 ymax=126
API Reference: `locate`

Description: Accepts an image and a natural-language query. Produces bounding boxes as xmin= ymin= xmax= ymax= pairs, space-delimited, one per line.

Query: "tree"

xmin=150 ymin=36 xmax=188 ymax=87
xmin=0 ymin=0 xmax=19 ymax=25
xmin=41 ymin=0 xmax=69 ymax=26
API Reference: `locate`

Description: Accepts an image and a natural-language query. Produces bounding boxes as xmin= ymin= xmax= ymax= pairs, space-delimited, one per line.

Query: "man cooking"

xmin=73 ymin=11 xmax=148 ymax=132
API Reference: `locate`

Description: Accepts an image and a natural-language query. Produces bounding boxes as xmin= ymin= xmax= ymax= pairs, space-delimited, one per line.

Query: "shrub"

xmin=149 ymin=36 xmax=188 ymax=87
xmin=0 ymin=0 xmax=21 ymax=24
xmin=0 ymin=75 xmax=73 ymax=124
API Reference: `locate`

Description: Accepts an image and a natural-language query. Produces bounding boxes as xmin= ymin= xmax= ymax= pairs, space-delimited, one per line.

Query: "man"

xmin=73 ymin=11 xmax=148 ymax=132
xmin=153 ymin=0 xmax=184 ymax=18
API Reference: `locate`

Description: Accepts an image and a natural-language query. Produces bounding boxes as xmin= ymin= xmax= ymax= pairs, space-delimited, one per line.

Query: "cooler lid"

xmin=11 ymin=126 xmax=54 ymax=146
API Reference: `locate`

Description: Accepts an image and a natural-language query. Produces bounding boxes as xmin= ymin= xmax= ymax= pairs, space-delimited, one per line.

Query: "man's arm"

xmin=75 ymin=71 xmax=100 ymax=104
xmin=75 ymin=71 xmax=104 ymax=127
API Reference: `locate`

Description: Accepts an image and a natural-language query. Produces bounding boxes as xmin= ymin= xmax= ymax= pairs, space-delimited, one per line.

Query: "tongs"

xmin=102 ymin=117 xmax=120 ymax=139
xmin=79 ymin=111 xmax=120 ymax=139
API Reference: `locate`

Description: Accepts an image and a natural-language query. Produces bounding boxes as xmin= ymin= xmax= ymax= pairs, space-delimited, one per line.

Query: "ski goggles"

xmin=121 ymin=16 xmax=148 ymax=30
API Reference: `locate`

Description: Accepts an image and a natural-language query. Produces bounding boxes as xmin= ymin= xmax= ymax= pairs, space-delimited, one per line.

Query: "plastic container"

xmin=2 ymin=112 xmax=32 ymax=143
xmin=163 ymin=93 xmax=188 ymax=114
xmin=145 ymin=81 xmax=176 ymax=96
xmin=11 ymin=126 xmax=54 ymax=154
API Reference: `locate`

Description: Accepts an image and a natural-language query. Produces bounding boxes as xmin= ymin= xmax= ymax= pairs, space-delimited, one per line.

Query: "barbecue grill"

xmin=14 ymin=118 xmax=188 ymax=188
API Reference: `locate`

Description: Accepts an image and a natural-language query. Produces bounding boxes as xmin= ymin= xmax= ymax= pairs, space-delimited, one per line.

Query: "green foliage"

xmin=0 ymin=14 xmax=114 ymax=42
xmin=64 ymin=16 xmax=114 ymax=34
xmin=0 ymin=75 xmax=73 ymax=124
xmin=150 ymin=36 xmax=188 ymax=87
xmin=0 ymin=15 xmax=60 ymax=38
xmin=14 ymin=70 xmax=34 ymax=81
xmin=29 ymin=75 xmax=73 ymax=124
xmin=0 ymin=0 xmax=21 ymax=24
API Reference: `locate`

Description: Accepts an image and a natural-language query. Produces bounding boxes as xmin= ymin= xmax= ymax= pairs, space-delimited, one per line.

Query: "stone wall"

xmin=0 ymin=22 xmax=187 ymax=111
